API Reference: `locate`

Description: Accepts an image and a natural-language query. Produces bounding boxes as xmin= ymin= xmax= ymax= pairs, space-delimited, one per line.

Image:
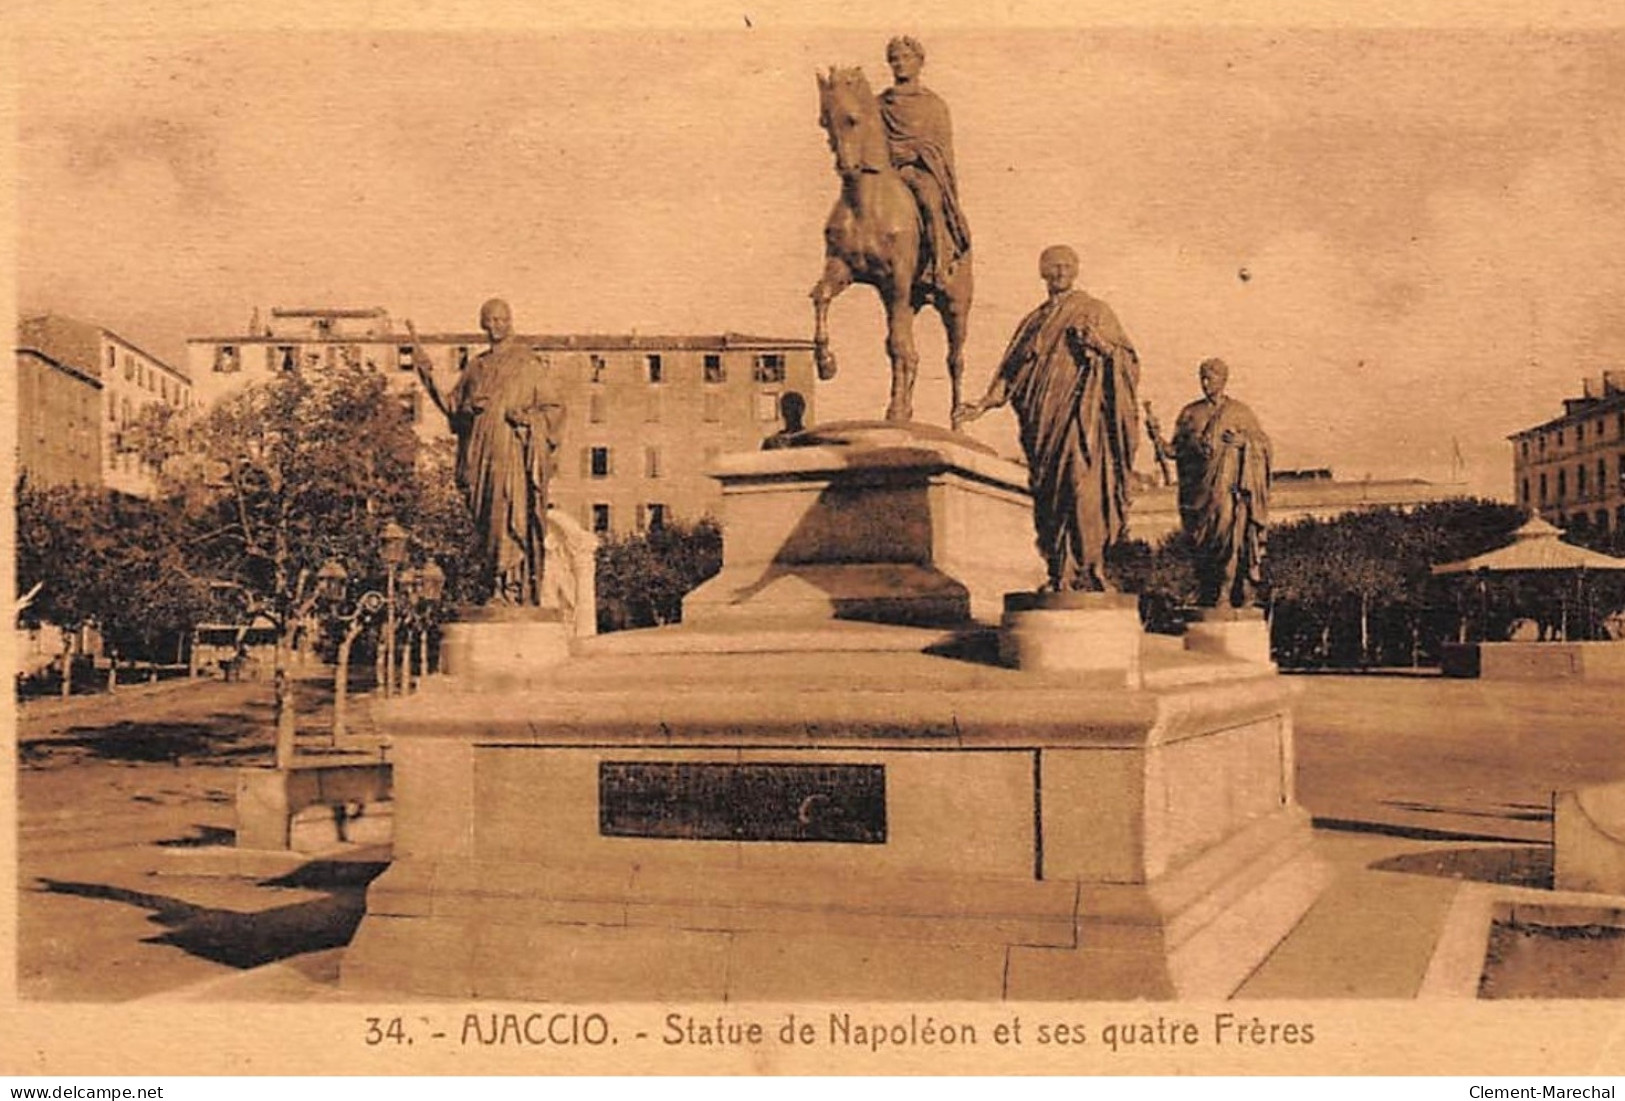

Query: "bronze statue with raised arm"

xmin=409 ymin=299 xmax=565 ymax=607
xmin=956 ymin=245 xmax=1141 ymax=593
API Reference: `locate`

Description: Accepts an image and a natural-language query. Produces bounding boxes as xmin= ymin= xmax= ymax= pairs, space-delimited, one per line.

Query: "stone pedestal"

xmin=342 ymin=629 xmax=1324 ymax=1001
xmin=999 ymin=591 xmax=1143 ymax=681
xmin=1184 ymin=607 xmax=1273 ymax=666
xmin=341 ymin=430 xmax=1322 ymax=1002
xmin=681 ymin=421 xmax=1045 ymax=627
xmin=439 ymin=606 xmax=571 ymax=688
xmin=1443 ymin=640 xmax=1625 ymax=680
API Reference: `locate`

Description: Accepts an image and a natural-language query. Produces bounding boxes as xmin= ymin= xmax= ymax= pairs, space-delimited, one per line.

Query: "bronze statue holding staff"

xmin=1151 ymin=357 xmax=1272 ymax=608
xmin=408 ymin=300 xmax=565 ymax=607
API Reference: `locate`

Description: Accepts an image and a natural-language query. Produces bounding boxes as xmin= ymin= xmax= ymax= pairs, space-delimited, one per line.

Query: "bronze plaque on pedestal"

xmin=598 ymin=761 xmax=886 ymax=843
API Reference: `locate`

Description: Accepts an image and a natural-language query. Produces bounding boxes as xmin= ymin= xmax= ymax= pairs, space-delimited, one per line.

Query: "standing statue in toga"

xmin=1158 ymin=357 xmax=1272 ymax=608
xmin=956 ymin=245 xmax=1141 ymax=592
xmin=410 ymin=299 xmax=565 ymax=606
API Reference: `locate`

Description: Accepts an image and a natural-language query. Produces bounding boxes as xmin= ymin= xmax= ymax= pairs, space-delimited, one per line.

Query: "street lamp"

xmin=399 ymin=566 xmax=420 ymax=692
xmin=414 ymin=560 xmax=446 ymax=686
xmin=380 ymin=520 xmax=409 ymax=697
xmin=316 ymin=558 xmax=348 ymax=604
xmin=396 ymin=560 xmax=448 ymax=692
xmin=315 ymin=557 xmax=385 ymax=741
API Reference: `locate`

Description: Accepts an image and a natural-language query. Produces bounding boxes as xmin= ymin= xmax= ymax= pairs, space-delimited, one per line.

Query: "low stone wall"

xmin=236 ymin=761 xmax=392 ymax=851
xmin=1443 ymin=641 xmax=1625 ymax=680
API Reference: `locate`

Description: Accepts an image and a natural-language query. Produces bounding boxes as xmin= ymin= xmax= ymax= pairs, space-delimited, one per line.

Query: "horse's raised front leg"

xmin=810 ymin=257 xmax=853 ymax=381
xmin=882 ymin=283 xmax=920 ymax=423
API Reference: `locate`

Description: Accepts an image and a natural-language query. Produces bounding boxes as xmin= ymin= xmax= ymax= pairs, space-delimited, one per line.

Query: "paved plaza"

xmin=12 ymin=668 xmax=1624 ymax=1001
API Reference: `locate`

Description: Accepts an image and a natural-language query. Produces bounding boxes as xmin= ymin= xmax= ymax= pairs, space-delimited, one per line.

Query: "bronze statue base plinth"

xmin=998 ymin=591 xmax=1143 ymax=681
xmin=683 ymin=421 xmax=1045 ymax=627
xmin=1183 ymin=607 xmax=1272 ymax=666
xmin=438 ymin=606 xmax=570 ymax=688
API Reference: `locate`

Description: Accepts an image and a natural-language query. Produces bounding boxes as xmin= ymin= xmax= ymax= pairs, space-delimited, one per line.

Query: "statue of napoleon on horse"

xmin=811 ymin=64 xmax=974 ymax=426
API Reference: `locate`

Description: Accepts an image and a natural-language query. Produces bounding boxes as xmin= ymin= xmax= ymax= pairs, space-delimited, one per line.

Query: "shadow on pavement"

xmin=1381 ymin=797 xmax=1552 ymax=824
xmin=262 ymin=860 xmax=391 ymax=889
xmin=47 ymin=720 xmax=269 ymax=765
xmin=1370 ymin=845 xmax=1553 ymax=889
xmin=155 ymin=825 xmax=238 ymax=848
xmin=1313 ymin=816 xmax=1531 ymax=844
xmin=1481 ymin=921 xmax=1625 ymax=998
xmin=34 ymin=869 xmax=385 ymax=969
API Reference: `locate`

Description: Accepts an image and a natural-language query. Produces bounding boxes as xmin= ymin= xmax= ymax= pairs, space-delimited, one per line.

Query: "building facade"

xmin=14 ymin=343 xmax=101 ymax=490
xmin=1508 ymin=372 xmax=1625 ymax=537
xmin=186 ymin=308 xmax=818 ymax=537
xmin=15 ymin=315 xmax=194 ymax=496
xmin=1129 ymin=468 xmax=1468 ymax=544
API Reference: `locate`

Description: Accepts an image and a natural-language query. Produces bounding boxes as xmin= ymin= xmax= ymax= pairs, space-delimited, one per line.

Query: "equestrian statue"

xmin=811 ymin=37 xmax=974 ymax=426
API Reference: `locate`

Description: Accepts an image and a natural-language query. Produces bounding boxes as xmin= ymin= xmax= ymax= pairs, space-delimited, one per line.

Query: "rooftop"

xmin=186 ymin=330 xmax=817 ymax=351
xmin=17 ymin=313 xmax=190 ymax=384
xmin=270 ymin=307 xmax=389 ymax=319
xmin=1509 ymin=373 xmax=1625 ymax=439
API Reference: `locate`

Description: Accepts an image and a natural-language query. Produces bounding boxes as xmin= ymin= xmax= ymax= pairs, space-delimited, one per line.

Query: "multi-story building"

xmin=15 ymin=315 xmax=195 ymax=496
xmin=15 ymin=333 xmax=101 ymax=490
xmin=1509 ymin=372 xmax=1625 ymax=537
xmin=186 ymin=307 xmax=818 ymax=536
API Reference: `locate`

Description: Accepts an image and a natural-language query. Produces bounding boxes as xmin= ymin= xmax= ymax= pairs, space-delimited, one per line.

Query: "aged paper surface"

xmin=6 ymin=0 xmax=1625 ymax=1077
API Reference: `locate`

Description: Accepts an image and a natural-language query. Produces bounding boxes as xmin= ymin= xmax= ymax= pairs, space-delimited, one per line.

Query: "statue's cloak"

xmin=878 ymin=83 xmax=972 ymax=257
xmin=1172 ymin=395 xmax=1272 ymax=587
xmin=996 ymin=289 xmax=1140 ymax=587
xmin=449 ymin=343 xmax=565 ymax=582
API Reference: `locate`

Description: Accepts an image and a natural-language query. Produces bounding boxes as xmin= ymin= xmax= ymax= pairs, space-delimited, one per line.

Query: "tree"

xmin=17 ymin=481 xmax=114 ymax=696
xmin=1265 ymin=499 xmax=1526 ymax=668
xmin=91 ymin=492 xmax=214 ymax=687
xmin=1106 ymin=534 xmax=1197 ymax=634
xmin=595 ymin=518 xmax=723 ymax=632
xmin=179 ymin=360 xmax=420 ymax=765
xmin=15 ymin=479 xmax=212 ymax=694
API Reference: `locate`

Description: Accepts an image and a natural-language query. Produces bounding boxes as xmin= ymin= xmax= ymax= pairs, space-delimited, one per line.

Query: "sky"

xmin=15 ymin=14 xmax=1625 ymax=496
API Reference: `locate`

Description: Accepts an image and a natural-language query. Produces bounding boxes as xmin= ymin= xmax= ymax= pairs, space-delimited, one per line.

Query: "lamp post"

xmin=399 ymin=566 xmax=420 ymax=691
xmin=408 ymin=561 xmax=446 ymax=689
xmin=393 ymin=560 xmax=448 ymax=692
xmin=380 ymin=520 xmax=409 ymax=697
xmin=316 ymin=558 xmax=384 ymax=741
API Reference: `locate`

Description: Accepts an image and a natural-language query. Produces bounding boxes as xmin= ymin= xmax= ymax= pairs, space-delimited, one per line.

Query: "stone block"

xmin=1007 ymin=810 xmax=1325 ymax=1000
xmin=234 ymin=762 xmax=392 ymax=852
xmin=1183 ymin=609 xmax=1272 ymax=665
xmin=347 ymin=567 xmax=1319 ymax=1001
xmin=342 ymin=914 xmax=476 ymax=998
xmin=235 ymin=768 xmax=294 ymax=851
xmin=440 ymin=613 xmax=571 ymax=686
xmin=391 ymin=738 xmax=474 ymax=860
xmin=726 ymin=933 xmax=1008 ymax=1001
xmin=683 ymin=422 xmax=1044 ymax=627
xmin=1040 ymin=748 xmax=1146 ymax=883
xmin=998 ymin=592 xmax=1143 ymax=678
xmin=468 ymin=923 xmax=733 ymax=1002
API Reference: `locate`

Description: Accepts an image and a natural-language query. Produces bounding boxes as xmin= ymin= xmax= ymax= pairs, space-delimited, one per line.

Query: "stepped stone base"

xmin=342 ymin=626 xmax=1322 ymax=1000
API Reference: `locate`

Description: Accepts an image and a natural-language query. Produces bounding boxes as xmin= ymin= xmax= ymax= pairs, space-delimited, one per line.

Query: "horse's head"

xmin=816 ymin=66 xmax=890 ymax=179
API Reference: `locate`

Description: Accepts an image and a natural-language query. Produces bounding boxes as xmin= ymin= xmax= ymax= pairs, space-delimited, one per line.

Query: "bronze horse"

xmin=811 ymin=67 xmax=973 ymax=426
